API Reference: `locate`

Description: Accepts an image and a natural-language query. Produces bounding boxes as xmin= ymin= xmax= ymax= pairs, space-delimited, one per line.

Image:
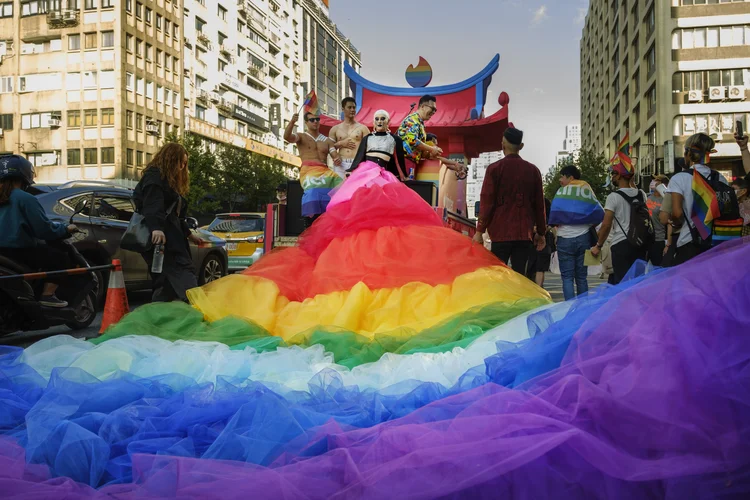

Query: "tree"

xmin=214 ymin=145 xmax=290 ymax=212
xmin=162 ymin=132 xmax=221 ymax=216
xmin=543 ymin=148 xmax=610 ymax=203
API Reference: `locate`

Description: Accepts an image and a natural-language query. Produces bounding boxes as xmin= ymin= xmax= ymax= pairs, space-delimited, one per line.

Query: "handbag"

xmin=120 ymin=200 xmax=177 ymax=253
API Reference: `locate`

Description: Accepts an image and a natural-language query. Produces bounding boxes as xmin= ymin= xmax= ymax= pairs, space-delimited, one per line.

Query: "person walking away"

xmin=0 ymin=155 xmax=79 ymax=307
xmin=549 ymin=164 xmax=604 ymax=300
xmin=590 ymin=162 xmax=652 ymax=284
xmin=133 ymin=143 xmax=202 ymax=302
xmin=648 ymin=175 xmax=669 ymax=266
xmin=667 ymin=133 xmax=740 ymax=266
xmin=472 ymin=127 xmax=546 ymax=275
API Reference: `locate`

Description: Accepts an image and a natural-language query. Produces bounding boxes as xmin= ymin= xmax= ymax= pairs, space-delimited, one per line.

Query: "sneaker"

xmin=40 ymin=295 xmax=68 ymax=308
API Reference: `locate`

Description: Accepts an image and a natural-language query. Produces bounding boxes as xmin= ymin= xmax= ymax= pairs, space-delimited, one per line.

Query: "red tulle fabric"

xmin=242 ymin=183 xmax=502 ymax=301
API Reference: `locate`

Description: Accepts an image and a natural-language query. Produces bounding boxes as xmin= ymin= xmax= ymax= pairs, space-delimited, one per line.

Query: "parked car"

xmin=30 ymin=181 xmax=228 ymax=305
xmin=202 ymin=213 xmax=265 ymax=272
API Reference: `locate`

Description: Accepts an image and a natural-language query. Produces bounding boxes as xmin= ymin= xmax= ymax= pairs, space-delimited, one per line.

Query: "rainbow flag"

xmin=690 ymin=170 xmax=721 ymax=240
xmin=610 ymin=132 xmax=633 ymax=174
xmin=548 ymin=179 xmax=604 ymax=226
xmin=302 ymin=90 xmax=320 ymax=116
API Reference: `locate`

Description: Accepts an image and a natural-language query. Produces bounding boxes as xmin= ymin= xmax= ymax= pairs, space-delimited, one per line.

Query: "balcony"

xmin=237 ymin=0 xmax=248 ymax=16
xmin=197 ymin=32 xmax=212 ymax=50
xmin=249 ymin=17 xmax=267 ymax=36
xmin=219 ymin=44 xmax=233 ymax=57
xmin=197 ymin=89 xmax=210 ymax=103
xmin=247 ymin=65 xmax=268 ymax=86
xmin=216 ymin=97 xmax=234 ymax=113
xmin=268 ymin=34 xmax=281 ymax=53
xmin=47 ymin=9 xmax=79 ymax=28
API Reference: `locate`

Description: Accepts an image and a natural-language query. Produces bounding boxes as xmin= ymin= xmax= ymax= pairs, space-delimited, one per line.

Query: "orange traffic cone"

xmin=99 ymin=259 xmax=130 ymax=334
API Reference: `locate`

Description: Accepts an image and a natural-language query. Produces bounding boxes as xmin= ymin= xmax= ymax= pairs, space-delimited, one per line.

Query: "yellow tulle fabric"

xmin=187 ymin=265 xmax=551 ymax=341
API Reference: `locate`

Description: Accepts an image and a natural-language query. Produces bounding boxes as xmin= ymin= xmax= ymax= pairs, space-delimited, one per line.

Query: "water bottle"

xmin=152 ymin=244 xmax=164 ymax=273
xmin=408 ymin=168 xmax=415 ymax=180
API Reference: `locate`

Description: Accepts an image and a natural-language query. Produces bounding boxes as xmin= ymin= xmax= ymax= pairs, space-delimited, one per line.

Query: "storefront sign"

xmin=233 ymin=105 xmax=269 ymax=131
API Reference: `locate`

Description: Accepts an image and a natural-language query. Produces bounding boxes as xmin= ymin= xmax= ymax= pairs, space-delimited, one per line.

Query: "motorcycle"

xmin=0 ymin=199 xmax=100 ymax=336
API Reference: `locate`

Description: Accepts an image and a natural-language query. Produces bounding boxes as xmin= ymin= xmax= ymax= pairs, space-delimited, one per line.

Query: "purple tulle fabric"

xmin=1 ymin=239 xmax=750 ymax=499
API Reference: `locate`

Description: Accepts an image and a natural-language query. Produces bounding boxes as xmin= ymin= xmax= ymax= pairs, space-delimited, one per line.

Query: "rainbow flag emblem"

xmin=690 ymin=170 xmax=721 ymax=240
xmin=303 ymin=90 xmax=320 ymax=116
xmin=405 ymin=57 xmax=433 ymax=88
xmin=610 ymin=132 xmax=633 ymax=174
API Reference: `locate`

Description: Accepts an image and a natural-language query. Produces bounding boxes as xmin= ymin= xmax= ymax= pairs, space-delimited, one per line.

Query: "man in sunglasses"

xmin=284 ymin=109 xmax=343 ymax=228
xmin=329 ymin=97 xmax=370 ymax=179
xmin=397 ymin=95 xmax=443 ymax=177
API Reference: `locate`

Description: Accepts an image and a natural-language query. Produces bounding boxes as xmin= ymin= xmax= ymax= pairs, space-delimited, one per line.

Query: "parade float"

xmin=265 ymin=54 xmax=511 ymax=248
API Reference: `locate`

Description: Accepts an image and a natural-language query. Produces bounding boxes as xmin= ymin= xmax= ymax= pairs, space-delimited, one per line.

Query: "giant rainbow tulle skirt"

xmin=1 ymin=179 xmax=750 ymax=498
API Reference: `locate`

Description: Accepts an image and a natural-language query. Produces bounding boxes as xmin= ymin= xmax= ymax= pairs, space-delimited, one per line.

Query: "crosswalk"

xmin=542 ymin=273 xmax=607 ymax=303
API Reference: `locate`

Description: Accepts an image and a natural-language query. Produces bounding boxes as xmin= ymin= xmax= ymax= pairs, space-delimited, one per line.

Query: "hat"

xmin=610 ymin=162 xmax=633 ymax=178
xmin=504 ymin=127 xmax=523 ymax=146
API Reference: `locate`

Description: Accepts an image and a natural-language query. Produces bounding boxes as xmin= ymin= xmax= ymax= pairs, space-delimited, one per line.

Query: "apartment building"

xmin=581 ymin=0 xmax=750 ymax=179
xmin=554 ymin=124 xmax=582 ymax=168
xmin=467 ymin=151 xmax=503 ymax=219
xmin=182 ymin=0 xmax=302 ymax=163
xmin=0 ymin=0 xmax=183 ymax=185
xmin=299 ymin=0 xmax=361 ymax=118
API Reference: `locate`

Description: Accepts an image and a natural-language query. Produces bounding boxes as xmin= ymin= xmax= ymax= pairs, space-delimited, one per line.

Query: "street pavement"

xmin=1 ymin=274 xmax=608 ymax=348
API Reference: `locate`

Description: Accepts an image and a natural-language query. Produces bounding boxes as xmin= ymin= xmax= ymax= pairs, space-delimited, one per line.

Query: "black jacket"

xmin=349 ymin=132 xmax=407 ymax=179
xmin=133 ymin=168 xmax=190 ymax=256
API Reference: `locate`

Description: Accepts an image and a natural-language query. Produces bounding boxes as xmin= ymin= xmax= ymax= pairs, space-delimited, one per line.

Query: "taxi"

xmin=203 ymin=213 xmax=265 ymax=271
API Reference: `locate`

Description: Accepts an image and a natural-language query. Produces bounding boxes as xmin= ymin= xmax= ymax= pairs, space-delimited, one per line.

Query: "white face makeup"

xmin=373 ymin=114 xmax=389 ymax=132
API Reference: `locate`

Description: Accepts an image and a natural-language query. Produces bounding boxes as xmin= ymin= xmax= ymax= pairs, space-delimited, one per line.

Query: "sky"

xmin=328 ymin=0 xmax=589 ymax=174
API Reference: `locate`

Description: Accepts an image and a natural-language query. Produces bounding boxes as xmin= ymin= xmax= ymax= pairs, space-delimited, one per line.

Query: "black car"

xmin=31 ymin=181 xmax=228 ymax=304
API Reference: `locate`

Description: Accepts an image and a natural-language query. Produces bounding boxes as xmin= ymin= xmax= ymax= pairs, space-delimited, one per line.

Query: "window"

xmin=67 ymin=149 xmax=81 ymax=165
xmin=237 ymin=122 xmax=246 ymax=136
xmin=146 ymin=43 xmax=152 ymax=61
xmin=195 ymin=17 xmax=205 ymax=31
xmin=68 ymin=34 xmax=81 ymax=51
xmin=101 ymin=108 xmax=114 ymax=125
xmin=136 ymin=113 xmax=143 ymax=131
xmin=135 ymin=1 xmax=141 ymax=18
xmin=126 ymin=149 xmax=134 ymax=166
xmin=101 ymin=147 xmax=115 ymax=164
xmin=145 ymin=7 xmax=151 ymax=24
xmin=0 ymin=2 xmax=13 ymax=17
xmin=218 ymin=115 xmax=227 ymax=129
xmin=100 ymin=70 xmax=114 ymax=89
xmin=126 ymin=34 xmax=133 ymax=52
xmin=136 ymin=38 xmax=143 ymax=57
xmin=173 ymin=24 xmax=179 ymax=39
xmin=646 ymin=46 xmax=655 ymax=76
xmin=146 ymin=153 xmax=152 ymax=164
xmin=219 ymin=60 xmax=227 ymax=72
xmin=94 ymin=196 xmax=135 ymax=221
xmin=674 ymin=25 xmax=750 ymax=50
xmin=84 ymin=32 xmax=97 ymax=50
xmin=633 ymin=69 xmax=640 ymax=94
xmin=84 ymin=148 xmax=98 ymax=164
xmin=156 ymin=14 xmax=162 ymax=30
xmin=156 ymin=49 xmax=163 ymax=66
xmin=22 ymin=112 xmax=60 ymax=129
xmin=102 ymin=31 xmax=114 ymax=48
xmin=165 ymin=55 xmax=172 ymax=73
xmin=195 ymin=105 xmax=206 ymax=120
xmin=156 ymin=85 xmax=163 ymax=102
xmin=19 ymin=73 xmax=63 ymax=92
xmin=645 ymin=6 xmax=655 ymax=38
xmin=84 ymin=109 xmax=97 ymax=126
xmin=0 ymin=76 xmax=12 ymax=94
xmin=102 ymin=0 xmax=113 ymax=8
xmin=26 ymin=151 xmax=60 ymax=167
xmin=146 ymin=80 xmax=153 ymax=99
xmin=172 ymin=57 xmax=178 ymax=73
xmin=0 ymin=114 xmax=13 ymax=130
xmin=84 ymin=0 xmax=96 ymax=9
xmin=125 ymin=0 xmax=131 ymax=11
xmin=218 ymin=5 xmax=226 ymax=20
xmin=136 ymin=77 xmax=144 ymax=95
xmin=165 ymin=19 xmax=171 ymax=34
xmin=647 ymin=86 xmax=656 ymax=114
xmin=21 ymin=0 xmax=48 ymax=16
xmin=125 ymin=72 xmax=133 ymax=90
xmin=633 ymin=104 xmax=641 ymax=131
xmin=136 ymin=151 xmax=144 ymax=167
xmin=67 ymin=110 xmax=81 ymax=127
xmin=126 ymin=110 xmax=133 ymax=128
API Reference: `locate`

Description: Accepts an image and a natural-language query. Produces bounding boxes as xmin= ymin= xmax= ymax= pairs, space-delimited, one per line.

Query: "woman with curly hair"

xmin=133 ymin=142 xmax=201 ymax=302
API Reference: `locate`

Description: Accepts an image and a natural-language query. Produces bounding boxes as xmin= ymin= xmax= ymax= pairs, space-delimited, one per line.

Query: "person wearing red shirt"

xmin=472 ymin=128 xmax=547 ymax=275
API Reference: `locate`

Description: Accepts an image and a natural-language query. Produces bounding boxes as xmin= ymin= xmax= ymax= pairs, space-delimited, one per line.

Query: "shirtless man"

xmin=329 ymin=97 xmax=370 ymax=178
xmin=284 ymin=110 xmax=343 ymax=227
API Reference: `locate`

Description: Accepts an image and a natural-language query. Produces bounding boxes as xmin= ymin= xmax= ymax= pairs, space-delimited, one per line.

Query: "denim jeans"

xmin=557 ymin=233 xmax=590 ymax=300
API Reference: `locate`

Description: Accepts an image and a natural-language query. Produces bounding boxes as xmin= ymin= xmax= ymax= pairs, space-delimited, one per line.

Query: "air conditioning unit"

xmin=48 ymin=118 xmax=61 ymax=128
xmin=209 ymin=91 xmax=221 ymax=103
xmin=63 ymin=9 xmax=77 ymax=21
xmin=728 ymin=86 xmax=745 ymax=100
xmin=709 ymin=86 xmax=725 ymax=101
xmin=688 ymin=90 xmax=702 ymax=102
xmin=48 ymin=11 xmax=63 ymax=21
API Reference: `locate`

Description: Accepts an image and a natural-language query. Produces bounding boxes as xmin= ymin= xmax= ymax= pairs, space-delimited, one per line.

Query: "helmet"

xmin=0 ymin=155 xmax=35 ymax=186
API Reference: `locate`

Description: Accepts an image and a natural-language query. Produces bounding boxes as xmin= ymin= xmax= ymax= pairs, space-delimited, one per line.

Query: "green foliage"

xmin=543 ymin=148 xmax=610 ymax=202
xmin=164 ymin=132 xmax=291 ymax=216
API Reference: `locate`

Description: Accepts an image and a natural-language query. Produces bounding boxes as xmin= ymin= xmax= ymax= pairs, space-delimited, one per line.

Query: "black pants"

xmin=611 ymin=240 xmax=646 ymax=285
xmin=141 ymin=250 xmax=197 ymax=303
xmin=304 ymin=214 xmax=321 ymax=230
xmin=672 ymin=242 xmax=702 ymax=267
xmin=0 ymin=245 xmax=72 ymax=285
xmin=648 ymin=240 xmax=666 ymax=267
xmin=491 ymin=241 xmax=534 ymax=276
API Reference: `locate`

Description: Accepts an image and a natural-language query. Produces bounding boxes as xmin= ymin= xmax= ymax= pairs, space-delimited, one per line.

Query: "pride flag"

xmin=303 ymin=90 xmax=320 ymax=116
xmin=690 ymin=170 xmax=721 ymax=240
xmin=548 ymin=179 xmax=604 ymax=226
xmin=610 ymin=132 xmax=633 ymax=174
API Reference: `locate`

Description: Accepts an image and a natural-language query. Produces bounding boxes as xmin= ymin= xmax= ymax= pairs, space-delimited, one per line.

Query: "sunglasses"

xmin=307 ymin=117 xmax=320 ymax=123
xmin=374 ymin=117 xmax=387 ymax=121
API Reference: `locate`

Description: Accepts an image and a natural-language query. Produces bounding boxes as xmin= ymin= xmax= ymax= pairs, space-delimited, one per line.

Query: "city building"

xmin=299 ymin=0 xmax=361 ymax=118
xmin=466 ymin=151 xmax=503 ymax=219
xmin=564 ymin=123 xmax=582 ymax=152
xmin=182 ymin=0 xmax=301 ymax=164
xmin=580 ymin=0 xmax=750 ymax=180
xmin=0 ymin=0 xmax=184 ymax=185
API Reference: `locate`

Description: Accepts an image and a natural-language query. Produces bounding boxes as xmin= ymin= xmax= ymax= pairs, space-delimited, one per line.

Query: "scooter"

xmin=0 ymin=199 xmax=101 ymax=336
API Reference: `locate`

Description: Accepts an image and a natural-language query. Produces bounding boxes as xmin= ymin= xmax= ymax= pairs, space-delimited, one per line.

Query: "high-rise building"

xmin=564 ymin=124 xmax=581 ymax=153
xmin=466 ymin=151 xmax=503 ymax=219
xmin=299 ymin=0 xmax=361 ymax=118
xmin=182 ymin=0 xmax=302 ymax=161
xmin=580 ymin=0 xmax=750 ymax=179
xmin=0 ymin=0 xmax=184 ymax=185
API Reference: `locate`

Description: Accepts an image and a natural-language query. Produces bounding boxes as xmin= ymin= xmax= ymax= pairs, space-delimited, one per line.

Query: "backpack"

xmin=614 ymin=190 xmax=655 ymax=249
xmin=684 ymin=168 xmax=742 ymax=249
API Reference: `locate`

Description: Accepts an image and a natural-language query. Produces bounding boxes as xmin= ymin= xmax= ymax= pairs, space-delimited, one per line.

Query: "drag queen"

xmin=326 ymin=110 xmax=407 ymax=210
